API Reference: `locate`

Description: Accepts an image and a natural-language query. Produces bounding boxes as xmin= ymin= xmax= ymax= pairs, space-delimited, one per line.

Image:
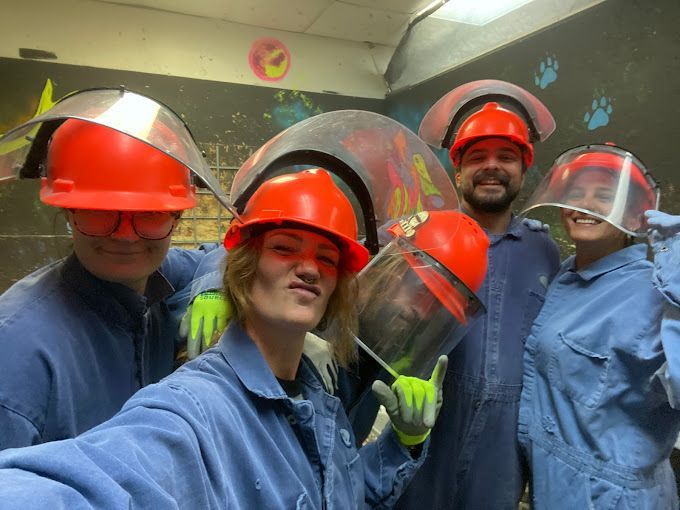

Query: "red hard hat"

xmin=388 ymin=210 xmax=489 ymax=321
xmin=224 ymin=168 xmax=370 ymax=273
xmin=41 ymin=119 xmax=196 ymax=211
xmin=449 ymin=102 xmax=534 ymax=168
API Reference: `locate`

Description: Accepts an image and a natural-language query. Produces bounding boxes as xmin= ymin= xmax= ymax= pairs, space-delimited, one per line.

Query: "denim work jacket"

xmin=396 ymin=216 xmax=560 ymax=509
xmin=0 ymin=246 xmax=216 ymax=449
xmin=0 ymin=322 xmax=424 ymax=509
xmin=519 ymin=243 xmax=680 ymax=509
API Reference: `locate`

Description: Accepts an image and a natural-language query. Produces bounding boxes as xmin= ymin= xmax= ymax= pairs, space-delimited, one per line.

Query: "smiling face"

xmin=456 ymin=137 xmax=525 ymax=214
xmin=68 ymin=210 xmax=173 ymax=293
xmin=248 ymin=228 xmax=340 ymax=334
xmin=560 ymin=170 xmax=627 ymax=247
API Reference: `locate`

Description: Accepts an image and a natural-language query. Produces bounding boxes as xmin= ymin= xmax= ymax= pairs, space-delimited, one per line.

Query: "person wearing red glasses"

xmin=0 ymin=117 xmax=218 ymax=450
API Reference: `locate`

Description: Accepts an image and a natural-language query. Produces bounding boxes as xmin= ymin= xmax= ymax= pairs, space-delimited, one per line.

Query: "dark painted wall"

xmin=0 ymin=57 xmax=384 ymax=291
xmin=385 ymin=0 xmax=679 ymax=253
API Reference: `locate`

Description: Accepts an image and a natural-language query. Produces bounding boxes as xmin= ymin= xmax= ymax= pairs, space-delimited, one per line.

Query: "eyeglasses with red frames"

xmin=69 ymin=210 xmax=181 ymax=240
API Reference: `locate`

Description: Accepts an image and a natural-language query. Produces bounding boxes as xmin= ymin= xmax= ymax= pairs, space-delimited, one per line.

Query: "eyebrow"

xmin=571 ymin=183 xmax=614 ymax=190
xmin=466 ymin=147 xmax=519 ymax=157
xmin=268 ymin=232 xmax=340 ymax=252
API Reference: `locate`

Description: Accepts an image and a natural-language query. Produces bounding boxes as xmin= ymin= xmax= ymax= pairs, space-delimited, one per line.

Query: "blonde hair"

xmin=223 ymin=233 xmax=359 ymax=367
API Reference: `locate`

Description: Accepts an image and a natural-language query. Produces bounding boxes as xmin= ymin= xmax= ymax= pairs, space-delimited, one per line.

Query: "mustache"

xmin=473 ymin=170 xmax=510 ymax=187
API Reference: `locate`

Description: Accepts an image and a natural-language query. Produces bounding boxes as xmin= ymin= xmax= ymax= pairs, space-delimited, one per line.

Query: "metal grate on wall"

xmin=172 ymin=141 xmax=255 ymax=249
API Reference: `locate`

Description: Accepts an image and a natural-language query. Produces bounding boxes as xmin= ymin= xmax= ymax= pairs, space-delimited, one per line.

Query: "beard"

xmin=460 ymin=170 xmax=521 ymax=213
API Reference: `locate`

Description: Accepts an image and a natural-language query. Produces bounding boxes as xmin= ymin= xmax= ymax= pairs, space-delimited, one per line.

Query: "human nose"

xmin=569 ymin=195 xmax=595 ymax=211
xmin=295 ymin=252 xmax=321 ymax=282
xmin=484 ymin=157 xmax=505 ymax=170
xmin=109 ymin=213 xmax=141 ymax=242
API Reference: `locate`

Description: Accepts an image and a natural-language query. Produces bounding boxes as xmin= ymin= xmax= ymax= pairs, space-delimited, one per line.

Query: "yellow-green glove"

xmin=371 ymin=355 xmax=447 ymax=446
xmin=179 ymin=291 xmax=230 ymax=360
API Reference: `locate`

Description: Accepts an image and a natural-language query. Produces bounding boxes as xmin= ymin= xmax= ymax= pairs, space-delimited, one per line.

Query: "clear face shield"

xmin=228 ymin=109 xmax=460 ymax=254
xmin=353 ymin=226 xmax=485 ymax=380
xmin=0 ymin=87 xmax=237 ymax=217
xmin=418 ymin=79 xmax=556 ymax=149
xmin=521 ymin=144 xmax=659 ymax=236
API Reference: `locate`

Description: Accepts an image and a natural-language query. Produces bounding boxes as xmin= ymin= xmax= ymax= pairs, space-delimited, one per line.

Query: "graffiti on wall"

xmin=384 ymin=130 xmax=444 ymax=218
xmin=534 ymin=55 xmax=559 ymax=90
xmin=0 ymin=78 xmax=59 ymax=153
xmin=248 ymin=38 xmax=291 ymax=82
xmin=584 ymin=92 xmax=614 ymax=130
xmin=264 ymin=89 xmax=323 ymax=130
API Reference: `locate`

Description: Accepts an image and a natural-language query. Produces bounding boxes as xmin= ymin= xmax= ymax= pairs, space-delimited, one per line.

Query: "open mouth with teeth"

xmin=477 ymin=179 xmax=504 ymax=186
xmin=573 ymin=217 xmax=601 ymax=225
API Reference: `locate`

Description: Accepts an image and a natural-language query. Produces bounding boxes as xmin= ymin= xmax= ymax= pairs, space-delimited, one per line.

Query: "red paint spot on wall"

xmin=248 ymin=38 xmax=291 ymax=82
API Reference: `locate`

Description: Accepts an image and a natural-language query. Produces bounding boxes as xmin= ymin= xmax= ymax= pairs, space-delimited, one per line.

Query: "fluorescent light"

xmin=430 ymin=0 xmax=536 ymax=26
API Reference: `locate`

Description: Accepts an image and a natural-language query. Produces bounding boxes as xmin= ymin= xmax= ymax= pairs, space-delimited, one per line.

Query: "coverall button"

xmin=339 ymin=428 xmax=352 ymax=447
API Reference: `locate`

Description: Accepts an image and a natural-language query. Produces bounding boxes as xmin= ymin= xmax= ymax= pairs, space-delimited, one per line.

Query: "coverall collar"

xmin=460 ymin=207 xmax=524 ymax=240
xmin=219 ymin=322 xmax=324 ymax=401
xmin=61 ymin=253 xmax=173 ymax=327
xmin=562 ymin=243 xmax=646 ymax=282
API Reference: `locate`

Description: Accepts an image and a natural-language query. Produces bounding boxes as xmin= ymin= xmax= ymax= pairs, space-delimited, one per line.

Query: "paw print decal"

xmin=534 ymin=55 xmax=559 ymax=90
xmin=584 ymin=95 xmax=613 ymax=130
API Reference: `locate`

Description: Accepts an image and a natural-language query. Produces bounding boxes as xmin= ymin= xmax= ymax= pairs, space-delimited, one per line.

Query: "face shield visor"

xmin=0 ymin=87 xmax=237 ymax=217
xmin=354 ymin=220 xmax=485 ymax=380
xmin=521 ymin=144 xmax=659 ymax=236
xmin=418 ymin=79 xmax=556 ymax=149
xmin=229 ymin=109 xmax=460 ymax=254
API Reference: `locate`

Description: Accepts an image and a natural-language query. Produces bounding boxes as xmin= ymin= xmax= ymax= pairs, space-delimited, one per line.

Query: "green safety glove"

xmin=390 ymin=354 xmax=413 ymax=376
xmin=179 ymin=291 xmax=231 ymax=360
xmin=371 ymin=355 xmax=448 ymax=446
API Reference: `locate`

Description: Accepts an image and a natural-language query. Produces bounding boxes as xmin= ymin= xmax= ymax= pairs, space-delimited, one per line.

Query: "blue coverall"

xmin=395 ymin=216 xmax=560 ymax=509
xmin=0 ymin=246 xmax=215 ymax=449
xmin=0 ymin=322 xmax=425 ymax=509
xmin=519 ymin=241 xmax=680 ymax=509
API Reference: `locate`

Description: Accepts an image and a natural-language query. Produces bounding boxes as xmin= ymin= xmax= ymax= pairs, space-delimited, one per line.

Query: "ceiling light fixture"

xmin=429 ymin=0 xmax=536 ymax=26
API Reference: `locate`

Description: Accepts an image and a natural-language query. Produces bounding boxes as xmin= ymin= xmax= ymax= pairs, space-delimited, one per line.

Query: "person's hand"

xmin=645 ymin=210 xmax=680 ymax=261
xmin=371 ymin=355 xmax=447 ymax=446
xmin=179 ymin=291 xmax=230 ymax=360
xmin=302 ymin=332 xmax=338 ymax=394
xmin=521 ymin=218 xmax=549 ymax=233
xmin=645 ymin=210 xmax=680 ymax=242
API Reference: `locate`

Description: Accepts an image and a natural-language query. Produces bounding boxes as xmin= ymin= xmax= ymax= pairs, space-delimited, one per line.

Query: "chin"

xmin=281 ymin=312 xmax=324 ymax=332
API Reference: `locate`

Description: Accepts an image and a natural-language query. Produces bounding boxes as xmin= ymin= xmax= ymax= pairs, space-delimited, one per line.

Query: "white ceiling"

xmin=93 ymin=0 xmax=604 ymax=93
xmin=98 ymin=0 xmax=434 ymax=47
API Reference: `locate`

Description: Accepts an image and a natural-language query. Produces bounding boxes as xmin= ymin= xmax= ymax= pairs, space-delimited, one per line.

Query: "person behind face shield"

xmin=517 ymin=143 xmax=680 ymax=509
xmin=0 ymin=169 xmax=446 ymax=509
xmin=341 ymin=210 xmax=489 ymax=442
xmin=397 ymin=93 xmax=561 ymax=510
xmin=0 ymin=115 xmax=220 ymax=450
xmin=357 ymin=210 xmax=488 ymax=376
